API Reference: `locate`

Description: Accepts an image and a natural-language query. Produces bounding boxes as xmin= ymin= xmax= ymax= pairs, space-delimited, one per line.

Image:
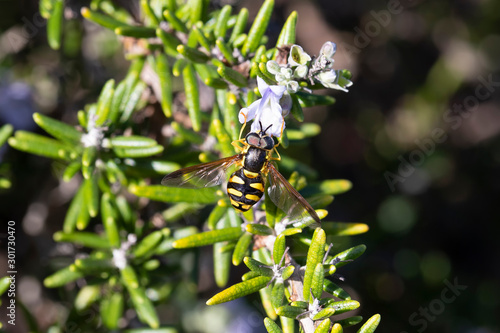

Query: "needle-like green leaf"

xmin=206 ymin=276 xmax=271 ymax=305
xmin=242 ymin=0 xmax=274 ymax=55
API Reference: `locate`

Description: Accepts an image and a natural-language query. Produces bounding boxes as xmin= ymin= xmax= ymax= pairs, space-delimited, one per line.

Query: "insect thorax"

xmin=243 ymin=146 xmax=269 ymax=173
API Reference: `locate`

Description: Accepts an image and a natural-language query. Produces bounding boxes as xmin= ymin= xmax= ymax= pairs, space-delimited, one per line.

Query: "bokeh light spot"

xmin=377 ymin=196 xmax=417 ymax=233
xmin=420 ymin=251 xmax=451 ymax=285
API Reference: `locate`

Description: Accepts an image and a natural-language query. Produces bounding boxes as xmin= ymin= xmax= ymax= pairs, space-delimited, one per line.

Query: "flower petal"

xmin=239 ymin=99 xmax=261 ymax=123
xmin=257 ymin=76 xmax=269 ymax=96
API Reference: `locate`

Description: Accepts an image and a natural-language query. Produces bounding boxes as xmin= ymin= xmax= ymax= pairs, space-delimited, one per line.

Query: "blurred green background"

xmin=1 ymin=0 xmax=499 ymax=332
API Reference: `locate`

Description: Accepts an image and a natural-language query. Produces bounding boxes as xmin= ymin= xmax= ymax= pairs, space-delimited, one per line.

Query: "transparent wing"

xmin=161 ymin=155 xmax=243 ymax=188
xmin=267 ymin=163 xmax=321 ymax=228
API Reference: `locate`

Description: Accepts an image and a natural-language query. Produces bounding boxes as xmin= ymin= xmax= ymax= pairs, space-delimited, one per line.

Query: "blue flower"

xmin=238 ymin=77 xmax=290 ymax=138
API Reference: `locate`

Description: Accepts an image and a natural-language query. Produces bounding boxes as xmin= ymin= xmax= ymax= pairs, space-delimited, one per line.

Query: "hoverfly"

xmin=161 ymin=123 xmax=320 ymax=226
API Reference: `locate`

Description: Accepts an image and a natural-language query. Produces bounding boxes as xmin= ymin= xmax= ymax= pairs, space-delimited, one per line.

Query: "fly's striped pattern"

xmin=227 ymin=169 xmax=265 ymax=212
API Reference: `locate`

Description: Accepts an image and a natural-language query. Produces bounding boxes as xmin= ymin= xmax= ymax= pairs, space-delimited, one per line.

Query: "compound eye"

xmin=261 ymin=136 xmax=275 ymax=149
xmin=245 ymin=133 xmax=261 ymax=146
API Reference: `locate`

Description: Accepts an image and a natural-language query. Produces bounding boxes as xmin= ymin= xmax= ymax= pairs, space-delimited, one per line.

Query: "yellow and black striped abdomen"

xmin=227 ymin=168 xmax=265 ymax=212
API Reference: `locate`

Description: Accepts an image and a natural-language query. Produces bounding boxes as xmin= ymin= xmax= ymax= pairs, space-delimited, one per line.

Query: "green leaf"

xmin=357 ymin=314 xmax=381 ymax=333
xmin=47 ymin=0 xmax=63 ymax=49
xmin=9 ymin=131 xmax=75 ymax=160
xmin=95 ymin=79 xmax=115 ymax=126
xmin=101 ymin=292 xmax=124 ymax=330
xmin=133 ymin=230 xmax=165 ymax=259
xmin=120 ymin=81 xmax=147 ymax=123
xmin=183 ymin=63 xmax=202 ymax=131
xmin=0 ymin=276 xmax=11 ymax=296
xmin=290 ymin=93 xmax=304 ymax=122
xmin=102 ymin=192 xmax=121 ymax=247
xmin=39 ymin=0 xmax=53 ymax=19
xmin=216 ymin=38 xmax=235 ymax=65
xmin=311 ymin=263 xmax=324 ymax=300
xmin=74 ymin=257 xmax=114 ymax=274
xmin=173 ymin=227 xmax=242 ymax=248
xmin=62 ymin=185 xmax=84 ymax=232
xmin=229 ymin=8 xmax=248 ymax=44
xmin=232 ymin=232 xmax=253 ymax=266
xmin=322 ymin=222 xmax=369 ymax=236
xmin=264 ymin=317 xmax=283 ymax=333
xmin=307 ymin=194 xmax=334 ymax=209
xmin=81 ymin=7 xmax=129 ymax=30
xmin=314 ymin=318 xmax=331 ymax=333
xmin=246 ymin=223 xmax=274 ymax=236
xmin=110 ymin=135 xmax=157 ymax=148
xmin=121 ymin=265 xmax=160 ymax=328
xmin=311 ymin=307 xmax=335 ymax=321
xmin=163 ymin=10 xmax=188 ymax=33
xmin=221 ymin=90 xmax=240 ymax=141
xmin=281 ymin=265 xmax=294 ymax=280
xmin=205 ymin=77 xmax=229 ymax=89
xmin=62 ymin=161 xmax=82 ymax=182
xmin=84 ymin=177 xmax=99 ymax=217
xmin=214 ymin=216 xmax=232 ymax=287
xmin=33 ymin=113 xmax=82 ymax=143
xmin=215 ymin=5 xmax=232 ymax=39
xmin=331 ymin=323 xmax=343 ymax=333
xmin=210 ymin=118 xmax=234 ymax=157
xmin=329 ymin=244 xmax=366 ymax=268
xmin=206 ymin=276 xmax=271 ymax=305
xmin=157 ymin=29 xmax=181 ymax=57
xmin=296 ymin=91 xmax=335 ymax=107
xmin=108 ymin=81 xmax=127 ymax=124
xmin=326 ymin=300 xmax=360 ymax=314
xmin=303 ymin=228 xmax=325 ymax=302
xmin=271 ymin=281 xmax=285 ymax=309
xmin=192 ymin=24 xmax=212 ymax=52
xmin=75 ymin=285 xmax=101 ymax=311
xmin=300 ymin=179 xmax=352 ymax=197
xmin=273 ymin=234 xmax=286 ymax=265
xmin=323 ymin=279 xmax=351 ymax=300
xmin=177 ymin=45 xmax=210 ymax=63
xmin=155 ymin=52 xmax=173 ymax=117
xmin=44 ymin=265 xmax=83 ymax=288
xmin=336 ymin=316 xmax=363 ymax=328
xmin=275 ymin=305 xmax=304 ymax=319
xmin=217 ymin=65 xmax=247 ymax=87
xmin=113 ymin=145 xmax=164 ymax=158
xmin=129 ymin=184 xmax=218 ymax=204
xmin=115 ymin=26 xmax=157 ymax=38
xmin=243 ymin=257 xmax=273 ymax=277
xmin=279 ymin=317 xmax=294 ymax=333
xmin=242 ymin=0 xmax=274 ymax=55
xmin=141 ymin=0 xmax=160 ymax=26
xmin=54 ymin=231 xmax=111 ymax=249
xmin=260 ymin=284 xmax=278 ymax=320
xmin=207 ymin=202 xmax=229 ymax=230
xmin=188 ymin=0 xmax=204 ymax=25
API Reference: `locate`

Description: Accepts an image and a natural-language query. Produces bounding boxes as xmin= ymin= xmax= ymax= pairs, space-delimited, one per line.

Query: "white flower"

xmin=288 ymin=45 xmax=311 ymax=67
xmin=239 ymin=77 xmax=288 ymax=137
xmin=316 ymin=69 xmax=353 ymax=92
